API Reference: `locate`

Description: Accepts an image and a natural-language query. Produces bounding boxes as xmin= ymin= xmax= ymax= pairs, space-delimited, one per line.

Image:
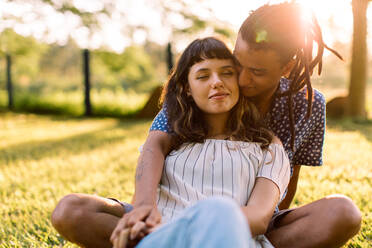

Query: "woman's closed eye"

xmin=196 ymin=74 xmax=209 ymax=80
xmin=221 ymin=70 xmax=235 ymax=77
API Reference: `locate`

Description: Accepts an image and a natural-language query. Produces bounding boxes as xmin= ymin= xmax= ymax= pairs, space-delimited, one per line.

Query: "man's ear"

xmin=282 ymin=59 xmax=296 ymax=78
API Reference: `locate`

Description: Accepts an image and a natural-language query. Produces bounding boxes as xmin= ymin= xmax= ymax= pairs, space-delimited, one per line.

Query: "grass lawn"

xmin=0 ymin=112 xmax=371 ymax=247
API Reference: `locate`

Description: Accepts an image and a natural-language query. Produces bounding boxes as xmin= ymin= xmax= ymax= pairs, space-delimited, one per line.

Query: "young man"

xmin=51 ymin=3 xmax=361 ymax=248
xmin=137 ymin=3 xmax=362 ymax=248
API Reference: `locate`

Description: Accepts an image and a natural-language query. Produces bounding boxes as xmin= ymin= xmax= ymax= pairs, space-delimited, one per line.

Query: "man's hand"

xmin=110 ymin=205 xmax=161 ymax=246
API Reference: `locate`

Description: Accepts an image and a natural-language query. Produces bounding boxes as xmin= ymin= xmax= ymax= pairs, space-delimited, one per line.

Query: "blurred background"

xmin=0 ymin=0 xmax=371 ymax=117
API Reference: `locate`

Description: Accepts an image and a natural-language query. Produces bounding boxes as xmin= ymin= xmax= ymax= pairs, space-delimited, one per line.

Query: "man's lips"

xmin=240 ymin=86 xmax=255 ymax=90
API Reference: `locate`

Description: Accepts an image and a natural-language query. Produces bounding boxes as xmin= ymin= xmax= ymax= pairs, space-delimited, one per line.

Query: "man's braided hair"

xmin=239 ymin=2 xmax=342 ymax=150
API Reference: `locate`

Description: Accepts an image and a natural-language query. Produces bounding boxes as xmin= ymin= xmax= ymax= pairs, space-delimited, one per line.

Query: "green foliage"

xmin=0 ymin=29 xmax=48 ymax=85
xmin=94 ymin=46 xmax=158 ymax=92
xmin=0 ymin=29 xmax=47 ymax=56
xmin=0 ymin=112 xmax=371 ymax=247
xmin=0 ymin=32 xmax=164 ymax=96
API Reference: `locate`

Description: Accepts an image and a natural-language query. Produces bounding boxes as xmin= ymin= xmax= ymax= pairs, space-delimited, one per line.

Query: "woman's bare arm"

xmin=241 ymin=136 xmax=289 ymax=236
xmin=240 ymin=177 xmax=280 ymax=237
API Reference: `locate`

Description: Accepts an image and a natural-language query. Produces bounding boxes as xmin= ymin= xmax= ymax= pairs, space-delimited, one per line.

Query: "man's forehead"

xmin=233 ymin=45 xmax=281 ymax=68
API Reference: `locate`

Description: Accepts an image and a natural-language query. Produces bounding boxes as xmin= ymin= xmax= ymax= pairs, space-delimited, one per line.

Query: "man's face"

xmin=234 ymin=33 xmax=288 ymax=100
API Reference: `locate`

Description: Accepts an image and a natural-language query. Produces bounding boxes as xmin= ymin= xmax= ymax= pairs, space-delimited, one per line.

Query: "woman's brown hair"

xmin=239 ymin=2 xmax=342 ymax=150
xmin=161 ymin=37 xmax=273 ymax=149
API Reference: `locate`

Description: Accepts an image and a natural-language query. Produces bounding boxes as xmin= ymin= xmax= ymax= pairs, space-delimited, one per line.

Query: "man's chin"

xmin=241 ymin=89 xmax=258 ymax=98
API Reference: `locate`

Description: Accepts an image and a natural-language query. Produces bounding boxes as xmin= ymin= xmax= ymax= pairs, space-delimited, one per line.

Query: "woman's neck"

xmin=204 ymin=113 xmax=229 ymax=139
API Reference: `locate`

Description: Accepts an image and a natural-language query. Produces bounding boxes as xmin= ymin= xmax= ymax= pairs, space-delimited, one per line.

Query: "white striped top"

xmin=156 ymin=140 xmax=291 ymax=223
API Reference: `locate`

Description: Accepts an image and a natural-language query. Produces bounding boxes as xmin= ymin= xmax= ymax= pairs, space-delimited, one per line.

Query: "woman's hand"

xmin=110 ymin=205 xmax=161 ymax=246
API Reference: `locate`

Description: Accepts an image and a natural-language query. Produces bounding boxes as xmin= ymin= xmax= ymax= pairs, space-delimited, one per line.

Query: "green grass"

xmin=0 ymin=89 xmax=149 ymax=117
xmin=0 ymin=112 xmax=371 ymax=247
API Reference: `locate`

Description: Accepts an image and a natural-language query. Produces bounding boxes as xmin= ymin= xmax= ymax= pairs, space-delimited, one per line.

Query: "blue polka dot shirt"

xmin=150 ymin=78 xmax=326 ymax=169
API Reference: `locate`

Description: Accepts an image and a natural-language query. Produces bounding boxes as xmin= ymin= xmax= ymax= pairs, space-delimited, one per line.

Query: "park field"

xmin=0 ymin=111 xmax=371 ymax=247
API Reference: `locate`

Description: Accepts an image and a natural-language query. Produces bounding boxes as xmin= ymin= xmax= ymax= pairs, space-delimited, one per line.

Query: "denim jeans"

xmin=137 ymin=197 xmax=255 ymax=248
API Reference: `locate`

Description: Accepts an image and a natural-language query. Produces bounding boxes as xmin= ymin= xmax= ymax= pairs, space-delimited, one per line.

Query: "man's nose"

xmin=238 ymin=69 xmax=252 ymax=87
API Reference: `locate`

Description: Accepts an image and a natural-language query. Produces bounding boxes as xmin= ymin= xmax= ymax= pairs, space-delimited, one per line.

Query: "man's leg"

xmin=266 ymin=195 xmax=362 ymax=248
xmin=137 ymin=197 xmax=254 ymax=248
xmin=51 ymin=193 xmax=127 ymax=248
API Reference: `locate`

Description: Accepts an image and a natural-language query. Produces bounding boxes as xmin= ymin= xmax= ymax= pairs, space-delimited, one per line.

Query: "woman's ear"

xmin=185 ymin=85 xmax=192 ymax=97
xmin=282 ymin=59 xmax=296 ymax=78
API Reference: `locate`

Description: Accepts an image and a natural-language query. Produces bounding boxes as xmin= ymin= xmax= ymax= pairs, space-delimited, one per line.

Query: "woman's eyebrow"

xmin=196 ymin=68 xmax=210 ymax=73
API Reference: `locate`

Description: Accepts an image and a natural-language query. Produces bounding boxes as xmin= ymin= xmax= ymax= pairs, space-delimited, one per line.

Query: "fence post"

xmin=6 ymin=54 xmax=13 ymax=109
xmin=167 ymin=42 xmax=173 ymax=74
xmin=83 ymin=49 xmax=92 ymax=116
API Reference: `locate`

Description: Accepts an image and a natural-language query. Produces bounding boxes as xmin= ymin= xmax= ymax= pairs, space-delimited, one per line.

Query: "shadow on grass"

xmin=0 ymin=118 xmax=149 ymax=166
xmin=326 ymin=118 xmax=372 ymax=142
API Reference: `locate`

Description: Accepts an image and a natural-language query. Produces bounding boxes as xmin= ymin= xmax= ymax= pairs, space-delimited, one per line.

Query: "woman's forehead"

xmin=190 ymin=58 xmax=235 ymax=71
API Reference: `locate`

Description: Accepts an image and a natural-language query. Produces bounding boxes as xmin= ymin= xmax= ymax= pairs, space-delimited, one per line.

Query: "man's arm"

xmin=278 ymin=165 xmax=301 ymax=210
xmin=132 ymin=131 xmax=172 ymax=206
xmin=110 ymin=131 xmax=172 ymax=244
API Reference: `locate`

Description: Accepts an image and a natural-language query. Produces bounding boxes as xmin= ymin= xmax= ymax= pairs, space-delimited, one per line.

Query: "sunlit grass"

xmin=0 ymin=111 xmax=371 ymax=247
xmin=0 ymin=84 xmax=371 ymax=247
xmin=0 ymin=113 xmax=147 ymax=247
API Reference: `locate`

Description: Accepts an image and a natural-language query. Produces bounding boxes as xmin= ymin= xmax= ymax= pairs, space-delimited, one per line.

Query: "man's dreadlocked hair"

xmin=239 ymin=2 xmax=342 ymax=150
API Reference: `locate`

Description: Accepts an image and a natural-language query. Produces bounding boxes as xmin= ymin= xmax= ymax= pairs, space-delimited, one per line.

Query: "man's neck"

xmin=252 ymin=90 xmax=276 ymax=116
xmin=251 ymin=79 xmax=282 ymax=115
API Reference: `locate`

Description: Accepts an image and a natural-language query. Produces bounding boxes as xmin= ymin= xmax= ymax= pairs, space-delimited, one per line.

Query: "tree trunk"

xmin=348 ymin=0 xmax=368 ymax=118
xmin=137 ymin=85 xmax=163 ymax=119
xmin=6 ymin=54 xmax=13 ymax=109
xmin=137 ymin=43 xmax=173 ymax=119
xmin=83 ymin=49 xmax=92 ymax=116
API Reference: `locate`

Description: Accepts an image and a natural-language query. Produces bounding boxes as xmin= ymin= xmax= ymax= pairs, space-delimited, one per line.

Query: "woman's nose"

xmin=211 ymin=74 xmax=223 ymax=88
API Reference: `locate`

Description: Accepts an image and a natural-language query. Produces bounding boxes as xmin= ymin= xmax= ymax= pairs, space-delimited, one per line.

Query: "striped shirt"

xmin=156 ymin=140 xmax=290 ymax=223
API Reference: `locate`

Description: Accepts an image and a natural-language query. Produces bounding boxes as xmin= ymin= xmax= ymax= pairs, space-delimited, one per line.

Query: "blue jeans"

xmin=137 ymin=197 xmax=255 ymax=248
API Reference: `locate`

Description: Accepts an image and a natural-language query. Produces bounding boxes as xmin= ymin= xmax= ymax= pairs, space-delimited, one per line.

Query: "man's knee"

xmin=324 ymin=195 xmax=362 ymax=235
xmin=51 ymin=193 xmax=90 ymax=234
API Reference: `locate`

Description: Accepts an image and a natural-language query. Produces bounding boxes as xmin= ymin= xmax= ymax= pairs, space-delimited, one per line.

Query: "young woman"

xmin=110 ymin=37 xmax=290 ymax=248
xmin=51 ymin=37 xmax=290 ymax=248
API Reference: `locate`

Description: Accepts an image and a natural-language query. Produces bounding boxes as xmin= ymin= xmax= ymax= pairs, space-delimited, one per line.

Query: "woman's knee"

xmin=199 ymin=197 xmax=238 ymax=210
xmin=195 ymin=197 xmax=243 ymax=221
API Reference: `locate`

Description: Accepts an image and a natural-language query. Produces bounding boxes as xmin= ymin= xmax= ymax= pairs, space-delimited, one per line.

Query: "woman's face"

xmin=187 ymin=58 xmax=239 ymax=116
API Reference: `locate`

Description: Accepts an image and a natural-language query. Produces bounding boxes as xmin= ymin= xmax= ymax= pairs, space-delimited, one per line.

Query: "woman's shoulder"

xmin=167 ymin=139 xmax=262 ymax=156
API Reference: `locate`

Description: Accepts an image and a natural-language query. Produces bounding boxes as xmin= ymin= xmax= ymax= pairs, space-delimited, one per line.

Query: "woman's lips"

xmin=209 ymin=93 xmax=229 ymax=100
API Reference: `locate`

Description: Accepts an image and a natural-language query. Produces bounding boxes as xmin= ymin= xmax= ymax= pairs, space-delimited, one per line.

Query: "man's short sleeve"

xmin=149 ymin=107 xmax=171 ymax=133
xmin=292 ymin=93 xmax=326 ymax=166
